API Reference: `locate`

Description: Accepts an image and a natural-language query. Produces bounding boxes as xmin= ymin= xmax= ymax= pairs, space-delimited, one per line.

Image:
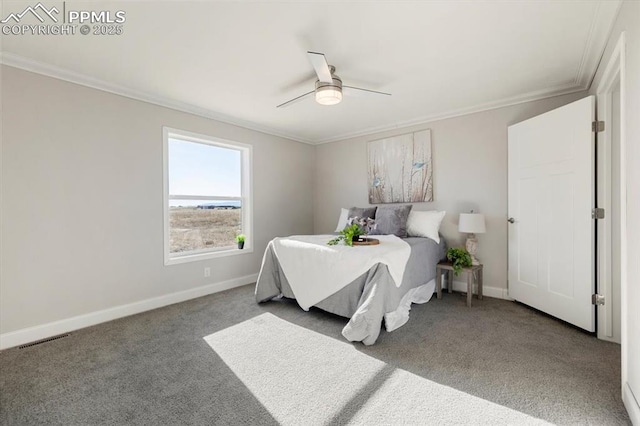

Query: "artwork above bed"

xmin=367 ymin=129 xmax=433 ymax=204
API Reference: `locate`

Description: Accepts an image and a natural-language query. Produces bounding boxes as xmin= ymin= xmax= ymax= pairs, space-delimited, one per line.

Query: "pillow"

xmin=406 ymin=210 xmax=446 ymax=243
xmin=334 ymin=208 xmax=349 ymax=232
xmin=347 ymin=206 xmax=377 ymax=221
xmin=369 ymin=205 xmax=413 ymax=237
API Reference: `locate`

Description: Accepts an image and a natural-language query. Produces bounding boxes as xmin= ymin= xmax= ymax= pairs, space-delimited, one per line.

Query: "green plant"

xmin=446 ymin=247 xmax=472 ymax=275
xmin=328 ymin=223 xmax=363 ymax=247
xmin=235 ymin=234 xmax=246 ymax=243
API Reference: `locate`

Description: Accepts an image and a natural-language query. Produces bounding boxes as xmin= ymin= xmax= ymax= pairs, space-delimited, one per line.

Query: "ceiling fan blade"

xmin=276 ymin=90 xmax=315 ymax=108
xmin=279 ymin=71 xmax=317 ymax=93
xmin=307 ymin=51 xmax=333 ymax=83
xmin=343 ymin=85 xmax=392 ymax=97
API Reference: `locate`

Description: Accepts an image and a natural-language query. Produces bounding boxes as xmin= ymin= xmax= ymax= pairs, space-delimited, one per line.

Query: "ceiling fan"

xmin=276 ymin=51 xmax=391 ymax=108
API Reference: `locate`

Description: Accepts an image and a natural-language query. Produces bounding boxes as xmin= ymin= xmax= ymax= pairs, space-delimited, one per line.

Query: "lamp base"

xmin=465 ymin=234 xmax=480 ymax=265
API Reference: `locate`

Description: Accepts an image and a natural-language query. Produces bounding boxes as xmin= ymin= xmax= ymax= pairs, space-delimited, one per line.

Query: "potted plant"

xmin=446 ymin=247 xmax=472 ymax=275
xmin=328 ymin=223 xmax=362 ymax=247
xmin=236 ymin=234 xmax=246 ymax=249
xmin=327 ymin=217 xmax=375 ymax=246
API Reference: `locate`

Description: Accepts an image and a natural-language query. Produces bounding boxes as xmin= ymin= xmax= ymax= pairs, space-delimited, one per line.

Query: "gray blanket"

xmin=255 ymin=237 xmax=446 ymax=345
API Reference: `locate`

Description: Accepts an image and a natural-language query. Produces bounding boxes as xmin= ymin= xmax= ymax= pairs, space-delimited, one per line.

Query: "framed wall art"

xmin=367 ymin=129 xmax=433 ymax=204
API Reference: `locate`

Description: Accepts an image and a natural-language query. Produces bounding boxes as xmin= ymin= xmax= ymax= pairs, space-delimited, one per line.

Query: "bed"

xmin=255 ymin=234 xmax=446 ymax=345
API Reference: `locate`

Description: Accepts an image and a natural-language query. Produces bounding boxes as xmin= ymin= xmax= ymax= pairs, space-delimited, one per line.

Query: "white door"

xmin=508 ymin=96 xmax=595 ymax=332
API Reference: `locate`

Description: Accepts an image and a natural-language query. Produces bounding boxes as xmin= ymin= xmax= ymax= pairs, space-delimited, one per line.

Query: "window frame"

xmin=162 ymin=127 xmax=253 ymax=266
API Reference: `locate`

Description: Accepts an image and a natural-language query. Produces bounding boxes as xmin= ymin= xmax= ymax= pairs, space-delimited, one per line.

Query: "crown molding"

xmin=0 ymin=38 xmax=603 ymax=146
xmin=0 ymin=52 xmax=315 ymax=145
xmin=313 ymin=82 xmax=588 ymax=144
xmin=316 ymin=0 xmax=618 ymax=146
xmin=574 ymin=0 xmax=623 ymax=88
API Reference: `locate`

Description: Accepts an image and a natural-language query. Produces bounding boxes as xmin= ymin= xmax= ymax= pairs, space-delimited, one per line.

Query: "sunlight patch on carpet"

xmin=204 ymin=313 xmax=549 ymax=425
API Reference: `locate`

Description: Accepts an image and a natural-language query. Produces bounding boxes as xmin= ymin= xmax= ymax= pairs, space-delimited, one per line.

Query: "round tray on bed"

xmin=352 ymin=238 xmax=380 ymax=246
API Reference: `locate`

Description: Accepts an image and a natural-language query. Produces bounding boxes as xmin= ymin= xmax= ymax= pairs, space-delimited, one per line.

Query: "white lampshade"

xmin=459 ymin=213 xmax=486 ymax=234
xmin=315 ymin=87 xmax=343 ymax=105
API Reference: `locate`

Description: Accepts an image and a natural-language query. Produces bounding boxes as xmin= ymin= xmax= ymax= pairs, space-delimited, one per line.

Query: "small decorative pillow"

xmin=347 ymin=206 xmax=377 ymax=222
xmin=369 ymin=205 xmax=413 ymax=237
xmin=406 ymin=210 xmax=446 ymax=243
xmin=335 ymin=208 xmax=349 ymax=232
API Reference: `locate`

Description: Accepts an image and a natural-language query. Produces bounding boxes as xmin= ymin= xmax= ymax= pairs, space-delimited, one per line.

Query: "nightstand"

xmin=436 ymin=262 xmax=483 ymax=307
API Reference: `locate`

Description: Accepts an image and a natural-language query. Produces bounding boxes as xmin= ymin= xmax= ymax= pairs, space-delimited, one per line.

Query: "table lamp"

xmin=458 ymin=212 xmax=486 ymax=265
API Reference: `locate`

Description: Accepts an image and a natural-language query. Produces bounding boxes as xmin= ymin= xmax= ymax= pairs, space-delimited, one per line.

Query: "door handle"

xmin=507 ymin=217 xmax=515 ymax=224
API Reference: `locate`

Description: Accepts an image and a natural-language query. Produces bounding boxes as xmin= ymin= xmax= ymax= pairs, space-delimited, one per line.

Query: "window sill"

xmin=165 ymin=247 xmax=254 ymax=266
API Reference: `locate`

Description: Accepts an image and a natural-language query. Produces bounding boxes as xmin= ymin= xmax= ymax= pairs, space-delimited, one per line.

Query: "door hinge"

xmin=592 ymin=121 xmax=605 ymax=132
xmin=592 ymin=208 xmax=605 ymax=219
xmin=592 ymin=294 xmax=605 ymax=305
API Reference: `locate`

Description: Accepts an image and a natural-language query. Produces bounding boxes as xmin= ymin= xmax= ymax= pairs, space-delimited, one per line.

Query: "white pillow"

xmin=406 ymin=210 xmax=446 ymax=243
xmin=334 ymin=208 xmax=349 ymax=232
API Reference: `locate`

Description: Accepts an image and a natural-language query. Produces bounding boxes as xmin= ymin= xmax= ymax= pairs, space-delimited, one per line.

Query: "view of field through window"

xmin=168 ymin=137 xmax=242 ymax=254
xmin=170 ymin=204 xmax=242 ymax=253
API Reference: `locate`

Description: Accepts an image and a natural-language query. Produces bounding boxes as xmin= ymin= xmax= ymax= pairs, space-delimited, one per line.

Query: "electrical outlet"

xmin=204 ymin=267 xmax=211 ymax=278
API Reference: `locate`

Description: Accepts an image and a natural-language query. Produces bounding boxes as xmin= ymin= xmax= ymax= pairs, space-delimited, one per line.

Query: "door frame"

xmin=595 ymin=32 xmax=633 ymax=417
xmin=595 ymin=33 xmax=624 ymax=343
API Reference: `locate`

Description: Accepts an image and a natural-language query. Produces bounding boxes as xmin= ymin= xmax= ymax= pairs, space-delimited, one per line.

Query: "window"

xmin=163 ymin=127 xmax=252 ymax=265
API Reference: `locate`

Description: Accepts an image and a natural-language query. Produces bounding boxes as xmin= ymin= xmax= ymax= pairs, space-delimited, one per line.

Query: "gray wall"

xmin=314 ymin=92 xmax=587 ymax=292
xmin=1 ymin=50 xmax=626 ymax=343
xmin=588 ymin=0 xmax=640 ymax=414
xmin=0 ymin=66 xmax=315 ymax=334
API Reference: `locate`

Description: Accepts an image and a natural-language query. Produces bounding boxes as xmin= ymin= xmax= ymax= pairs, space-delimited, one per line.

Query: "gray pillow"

xmin=347 ymin=206 xmax=377 ymax=221
xmin=370 ymin=205 xmax=413 ymax=237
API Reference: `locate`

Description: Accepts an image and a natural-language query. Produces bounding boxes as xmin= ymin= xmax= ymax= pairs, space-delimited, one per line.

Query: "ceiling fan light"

xmin=315 ymin=86 xmax=343 ymax=105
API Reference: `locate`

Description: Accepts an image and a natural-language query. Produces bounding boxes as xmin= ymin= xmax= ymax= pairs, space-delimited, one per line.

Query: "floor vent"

xmin=18 ymin=334 xmax=70 ymax=349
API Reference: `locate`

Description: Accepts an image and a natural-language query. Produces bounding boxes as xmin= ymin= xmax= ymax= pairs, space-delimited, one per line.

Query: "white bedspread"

xmin=267 ymin=234 xmax=411 ymax=311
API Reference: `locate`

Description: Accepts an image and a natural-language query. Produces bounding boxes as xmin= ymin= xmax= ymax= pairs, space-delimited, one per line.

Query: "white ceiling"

xmin=0 ymin=1 xmax=621 ymax=144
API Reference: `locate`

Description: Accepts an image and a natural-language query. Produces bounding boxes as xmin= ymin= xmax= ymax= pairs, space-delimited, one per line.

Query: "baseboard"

xmin=444 ymin=279 xmax=513 ymax=301
xmin=0 ymin=273 xmax=258 ymax=350
xmin=623 ymin=382 xmax=640 ymax=425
